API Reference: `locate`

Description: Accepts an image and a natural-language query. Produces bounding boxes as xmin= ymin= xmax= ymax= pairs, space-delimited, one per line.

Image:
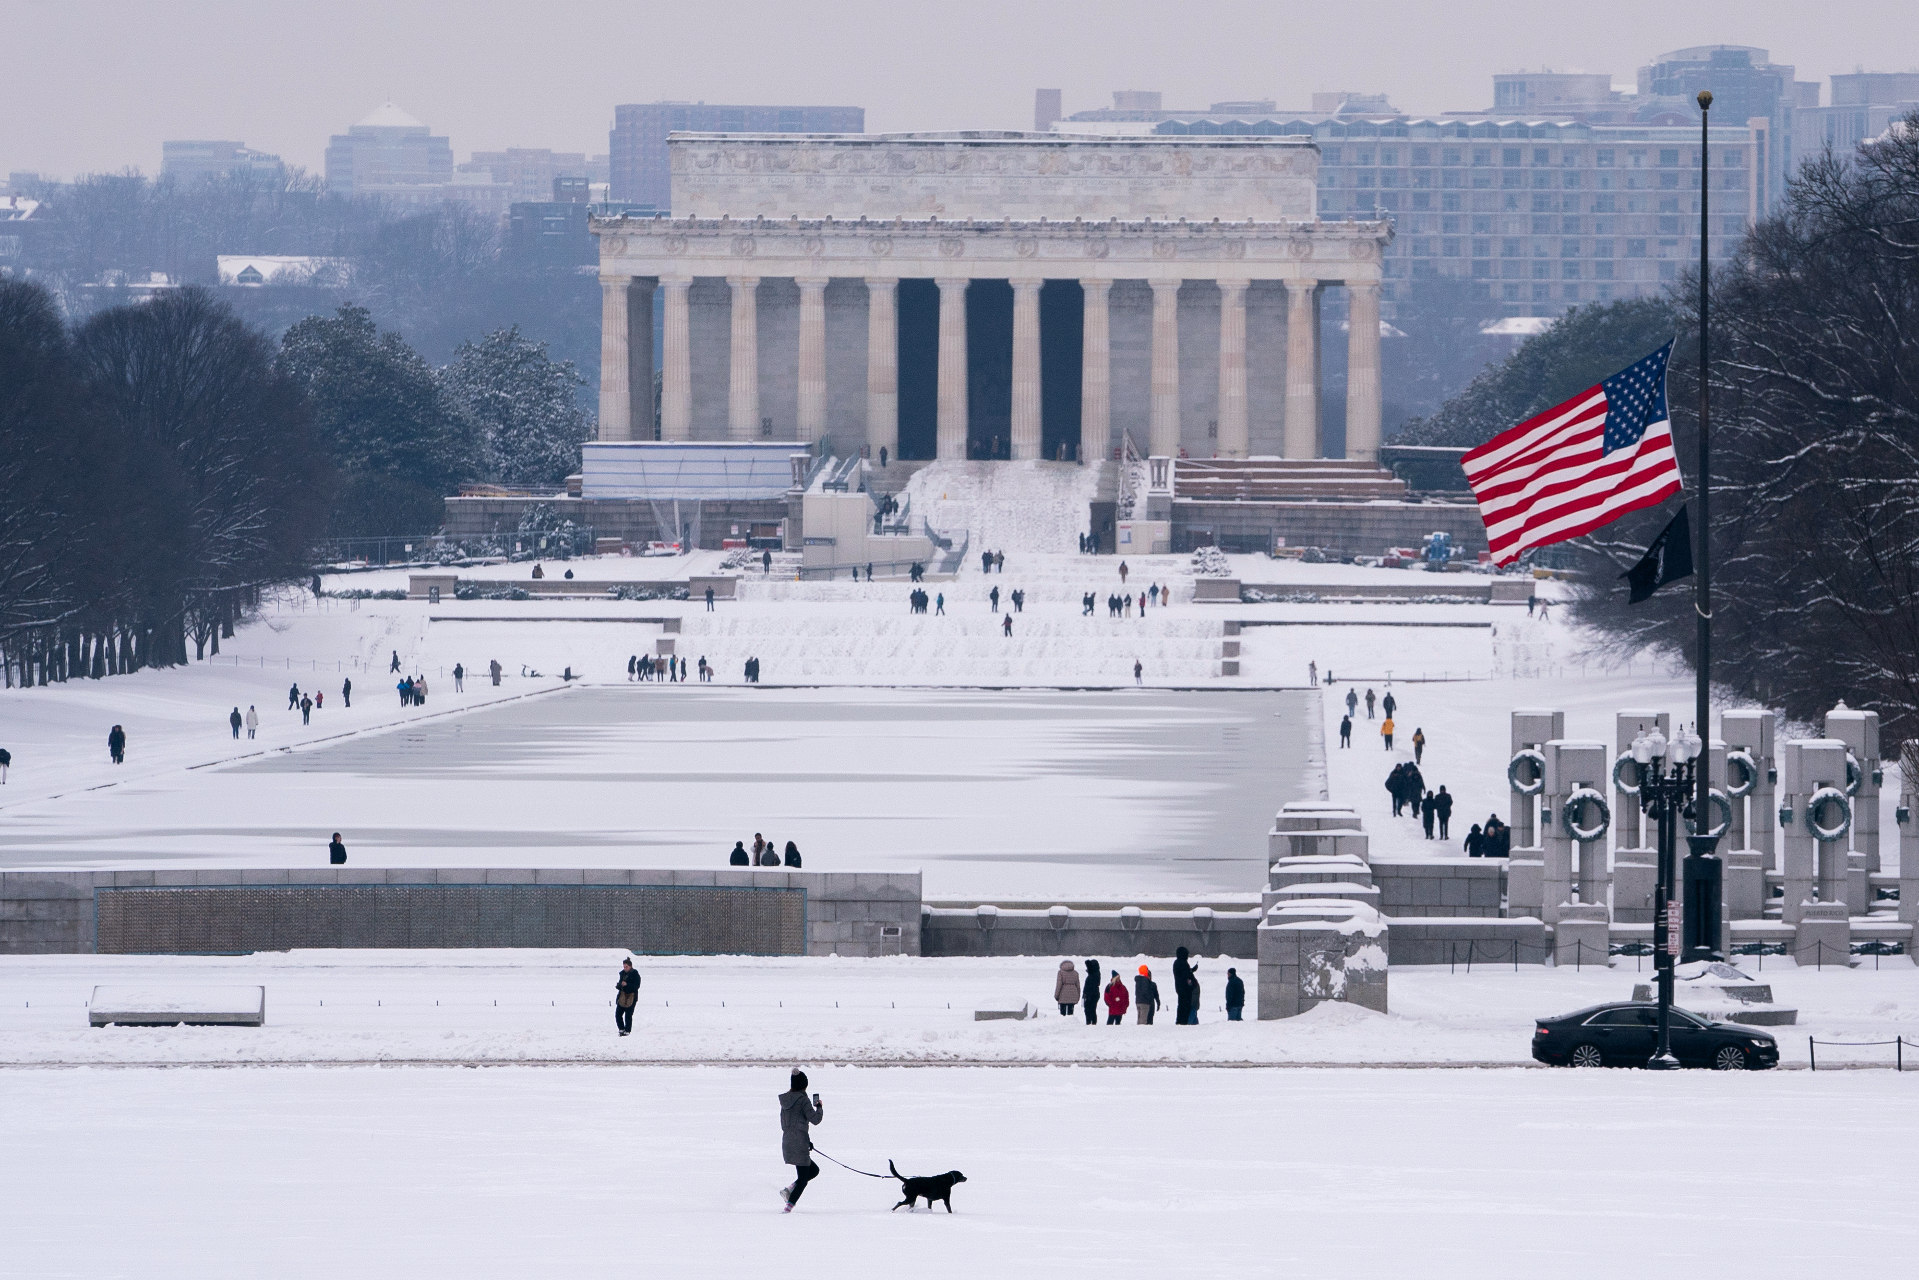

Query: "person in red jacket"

xmin=1102 ymin=972 xmax=1130 ymax=1025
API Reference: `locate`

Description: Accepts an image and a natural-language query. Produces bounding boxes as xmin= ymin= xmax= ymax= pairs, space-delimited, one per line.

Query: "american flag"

xmin=1462 ymin=342 xmax=1683 ymax=566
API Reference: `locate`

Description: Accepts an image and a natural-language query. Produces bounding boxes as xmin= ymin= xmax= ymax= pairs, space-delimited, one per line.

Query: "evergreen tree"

xmin=441 ymin=325 xmax=592 ymax=487
xmin=278 ymin=304 xmax=474 ymax=535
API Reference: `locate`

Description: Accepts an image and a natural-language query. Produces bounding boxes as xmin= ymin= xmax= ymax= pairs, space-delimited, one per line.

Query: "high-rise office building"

xmin=1794 ymin=71 xmax=1919 ymax=166
xmin=161 ymin=141 xmax=285 ymax=183
xmin=608 ymin=102 xmax=865 ymax=207
xmin=1061 ymin=73 xmax=1765 ymax=319
xmin=324 ymin=103 xmax=454 ymax=199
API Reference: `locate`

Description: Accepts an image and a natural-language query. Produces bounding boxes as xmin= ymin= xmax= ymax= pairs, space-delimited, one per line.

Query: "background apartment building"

xmin=609 ymin=102 xmax=864 ymax=207
xmin=1061 ymin=63 xmax=1769 ymax=319
xmin=324 ymin=103 xmax=453 ymax=202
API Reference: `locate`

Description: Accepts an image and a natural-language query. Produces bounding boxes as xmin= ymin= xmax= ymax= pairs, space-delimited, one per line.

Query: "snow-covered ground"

xmin=4 ymin=949 xmax=1915 ymax=1068
xmin=6 ymin=1060 xmax=1915 ymax=1278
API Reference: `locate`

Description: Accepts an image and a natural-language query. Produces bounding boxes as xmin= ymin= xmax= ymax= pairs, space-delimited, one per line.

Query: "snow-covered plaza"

xmin=5 ymin=545 xmax=1916 ymax=1278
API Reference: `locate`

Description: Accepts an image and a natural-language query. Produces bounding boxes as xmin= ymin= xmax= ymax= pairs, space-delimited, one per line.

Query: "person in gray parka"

xmin=1053 ymin=960 xmax=1080 ymax=1016
xmin=779 ymin=1069 xmax=825 ymax=1212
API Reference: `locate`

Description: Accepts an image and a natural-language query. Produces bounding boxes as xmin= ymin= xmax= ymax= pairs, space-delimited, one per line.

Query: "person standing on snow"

xmin=989 ymin=585 xmax=1000 ymax=612
xmin=1002 ymin=614 xmax=1013 ymax=638
xmin=1421 ymin=789 xmax=1437 ymax=839
xmin=730 ymin=841 xmax=750 ymax=866
xmin=1173 ymin=946 xmax=1200 ymax=1025
xmin=1345 ymin=687 xmax=1359 ymax=718
xmin=1081 ymin=960 xmax=1101 ymax=1026
xmin=288 ymin=682 xmax=300 ymax=710
xmin=1134 ymin=966 xmax=1162 ymax=1025
xmin=342 ymin=677 xmax=351 ymax=708
xmin=229 ymin=707 xmax=243 ymax=739
xmin=1225 ymin=968 xmax=1246 ymax=1021
xmin=108 ymin=725 xmax=127 ymax=765
xmin=1054 ymin=961 xmax=1080 ymax=1017
xmin=1411 ymin=726 xmax=1425 ymax=764
xmin=1103 ymin=972 xmax=1130 ymax=1024
xmin=935 ymin=593 xmax=944 ymax=615
xmin=489 ymin=659 xmax=502 ymax=687
xmin=783 ymin=840 xmax=802 ymax=868
xmin=1381 ymin=716 xmax=1395 ymax=750
xmin=300 ymin=694 xmax=312 ymax=725
xmin=244 ymin=705 xmax=258 ymax=739
xmin=1134 ymin=659 xmax=1143 ymax=686
xmin=614 ymin=958 xmax=640 ymax=1037
xmin=778 ymin=1070 xmax=825 ymax=1212
xmin=328 ymin=832 xmax=347 ymax=865
xmin=1364 ymin=688 xmax=1376 ymax=719
xmin=1340 ymin=715 xmax=1352 ymax=748
xmin=390 ymin=650 xmax=400 ymax=673
xmin=453 ymin=663 xmax=464 ymax=692
xmin=1434 ymin=786 xmax=1454 ymax=839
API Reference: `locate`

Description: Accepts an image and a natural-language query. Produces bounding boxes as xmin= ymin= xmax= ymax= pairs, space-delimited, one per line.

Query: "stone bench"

xmin=89 ymin=984 xmax=265 ymax=1027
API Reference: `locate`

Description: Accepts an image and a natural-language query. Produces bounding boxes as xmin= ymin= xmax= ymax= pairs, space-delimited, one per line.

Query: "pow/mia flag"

xmin=1621 ymin=505 xmax=1694 ymax=604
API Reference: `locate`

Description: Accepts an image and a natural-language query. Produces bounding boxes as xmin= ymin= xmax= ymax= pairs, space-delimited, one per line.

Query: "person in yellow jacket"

xmin=1381 ymin=716 xmax=1396 ymax=750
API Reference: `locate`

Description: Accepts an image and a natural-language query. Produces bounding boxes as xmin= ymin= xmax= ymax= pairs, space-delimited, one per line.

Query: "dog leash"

xmin=810 ymin=1148 xmax=889 ymax=1179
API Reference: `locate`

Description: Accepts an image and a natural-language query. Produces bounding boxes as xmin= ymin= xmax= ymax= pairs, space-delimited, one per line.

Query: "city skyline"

xmin=5 ymin=0 xmax=1916 ymax=180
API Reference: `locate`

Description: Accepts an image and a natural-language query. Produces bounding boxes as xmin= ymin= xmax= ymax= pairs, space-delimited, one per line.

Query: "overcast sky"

xmin=7 ymin=0 xmax=1915 ymax=178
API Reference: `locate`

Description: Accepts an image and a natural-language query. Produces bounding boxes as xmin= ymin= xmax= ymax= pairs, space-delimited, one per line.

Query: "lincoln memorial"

xmin=591 ymin=131 xmax=1393 ymax=466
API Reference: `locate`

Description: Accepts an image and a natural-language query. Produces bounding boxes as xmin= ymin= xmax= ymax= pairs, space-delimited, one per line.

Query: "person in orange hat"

xmin=1133 ymin=965 xmax=1162 ymax=1025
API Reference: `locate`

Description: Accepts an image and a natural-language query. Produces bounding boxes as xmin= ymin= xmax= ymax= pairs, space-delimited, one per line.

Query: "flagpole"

xmin=1686 ymin=88 xmax=1722 ymax=963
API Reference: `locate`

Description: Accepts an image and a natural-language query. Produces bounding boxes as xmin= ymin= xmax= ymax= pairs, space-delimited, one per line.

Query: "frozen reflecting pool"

xmin=1 ymin=686 xmax=1315 ymax=897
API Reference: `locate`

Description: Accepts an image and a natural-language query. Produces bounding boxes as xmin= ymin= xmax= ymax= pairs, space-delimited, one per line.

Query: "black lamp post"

xmin=1632 ymin=723 xmax=1702 ymax=1070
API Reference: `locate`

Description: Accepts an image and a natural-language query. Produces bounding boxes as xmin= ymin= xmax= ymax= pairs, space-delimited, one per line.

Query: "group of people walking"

xmin=1464 ymin=816 xmax=1514 ymax=857
xmin=906 ymin=588 xmax=943 ymax=614
xmin=1053 ymin=949 xmax=1243 ymax=1024
xmin=1386 ymin=763 xmax=1455 ymax=840
xmin=729 ymin=833 xmax=802 ymax=867
xmin=627 ymin=653 xmax=687 ymax=682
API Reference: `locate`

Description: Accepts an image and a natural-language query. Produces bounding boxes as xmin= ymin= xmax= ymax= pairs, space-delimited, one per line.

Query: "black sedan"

xmin=1532 ymin=1002 xmax=1779 ymax=1070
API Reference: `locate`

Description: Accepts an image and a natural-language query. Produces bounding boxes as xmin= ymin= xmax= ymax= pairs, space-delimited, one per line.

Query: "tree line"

xmin=1398 ymin=111 xmax=1919 ymax=745
xmin=0 ymin=279 xmax=591 ymax=688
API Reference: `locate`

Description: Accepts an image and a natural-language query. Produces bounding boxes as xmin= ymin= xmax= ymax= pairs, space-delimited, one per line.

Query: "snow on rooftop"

xmin=356 ymin=101 xmax=426 ymax=130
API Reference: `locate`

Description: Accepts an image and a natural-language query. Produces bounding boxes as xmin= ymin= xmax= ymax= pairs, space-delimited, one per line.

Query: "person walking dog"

xmin=779 ymin=1070 xmax=825 ymax=1212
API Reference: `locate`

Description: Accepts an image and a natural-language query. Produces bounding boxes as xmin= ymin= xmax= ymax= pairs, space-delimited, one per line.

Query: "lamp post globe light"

xmin=1631 ymin=724 xmax=1709 ymax=1071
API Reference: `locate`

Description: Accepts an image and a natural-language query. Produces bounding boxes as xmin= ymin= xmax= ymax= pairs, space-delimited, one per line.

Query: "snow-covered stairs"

xmin=675 ymin=611 xmax=1229 ymax=684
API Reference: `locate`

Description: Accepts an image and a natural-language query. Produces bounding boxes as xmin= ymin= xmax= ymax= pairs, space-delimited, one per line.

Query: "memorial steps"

xmin=736 ymin=551 xmax=1208 ymax=605
xmin=672 ymin=611 xmax=1229 ymax=684
xmin=902 ymin=459 xmax=1106 ymax=556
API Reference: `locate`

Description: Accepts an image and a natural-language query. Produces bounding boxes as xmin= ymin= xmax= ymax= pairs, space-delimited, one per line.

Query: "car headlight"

xmin=1750 ymin=1039 xmax=1769 ymax=1048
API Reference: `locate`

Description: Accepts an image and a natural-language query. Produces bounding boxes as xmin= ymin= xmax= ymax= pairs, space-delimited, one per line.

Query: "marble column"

xmin=1344 ymin=281 xmax=1384 ymax=463
xmin=935 ymin=276 xmax=970 ymax=461
xmin=627 ymin=278 xmax=656 ymax=441
xmin=795 ymin=277 xmax=829 ymax=446
xmin=660 ymin=276 xmax=692 ymax=441
xmin=1283 ymin=279 xmax=1321 ymax=459
xmin=1010 ymin=278 xmax=1043 ymax=460
xmin=865 ymin=277 xmax=899 ymax=462
xmin=1079 ymin=279 xmax=1112 ymax=465
xmin=597 ymin=275 xmax=631 ymax=441
xmin=1216 ymin=280 xmax=1249 ymax=460
xmin=726 ymin=275 xmax=761 ymax=441
xmin=1148 ymin=278 xmax=1182 ymax=458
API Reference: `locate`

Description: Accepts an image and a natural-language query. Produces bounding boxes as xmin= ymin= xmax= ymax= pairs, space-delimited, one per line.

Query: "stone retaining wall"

xmin=1371 ymin=858 xmax=1506 ymax=918
xmin=1383 ymin=917 xmax=1548 ymax=967
xmin=0 ymin=869 xmax=919 ymax=959
xmin=920 ymin=906 xmax=1259 ymax=959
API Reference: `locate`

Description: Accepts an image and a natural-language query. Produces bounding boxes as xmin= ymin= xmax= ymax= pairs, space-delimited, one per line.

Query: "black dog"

xmin=888 ymin=1160 xmax=967 ymax=1213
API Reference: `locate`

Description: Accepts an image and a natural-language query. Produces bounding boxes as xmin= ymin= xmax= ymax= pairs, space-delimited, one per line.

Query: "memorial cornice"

xmin=593 ymin=214 xmax=1393 ymax=281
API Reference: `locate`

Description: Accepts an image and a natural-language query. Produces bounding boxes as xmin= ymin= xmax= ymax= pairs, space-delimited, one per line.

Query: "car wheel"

xmin=1569 ymin=1043 xmax=1604 ymax=1068
xmin=1712 ymin=1045 xmax=1748 ymax=1071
